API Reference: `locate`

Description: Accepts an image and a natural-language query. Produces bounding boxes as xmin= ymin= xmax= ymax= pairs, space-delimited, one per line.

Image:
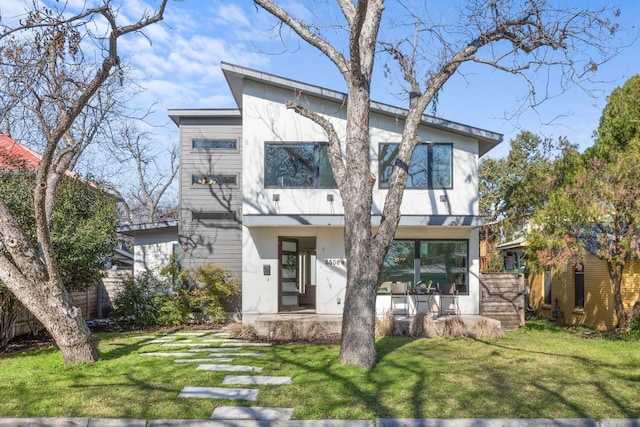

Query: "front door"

xmin=279 ymin=237 xmax=299 ymax=311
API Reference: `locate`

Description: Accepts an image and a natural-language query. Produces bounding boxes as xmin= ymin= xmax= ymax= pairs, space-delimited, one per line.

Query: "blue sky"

xmin=4 ymin=0 xmax=640 ymax=161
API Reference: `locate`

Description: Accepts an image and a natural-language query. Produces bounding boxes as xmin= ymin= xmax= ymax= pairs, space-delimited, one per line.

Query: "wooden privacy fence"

xmin=480 ymin=272 xmax=525 ymax=330
xmin=3 ymin=269 xmax=130 ymax=341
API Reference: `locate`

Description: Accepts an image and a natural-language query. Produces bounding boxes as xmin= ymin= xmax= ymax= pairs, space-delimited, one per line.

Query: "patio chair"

xmin=390 ymin=281 xmax=409 ymax=315
xmin=414 ymin=281 xmax=439 ymax=315
xmin=438 ymin=282 xmax=460 ymax=316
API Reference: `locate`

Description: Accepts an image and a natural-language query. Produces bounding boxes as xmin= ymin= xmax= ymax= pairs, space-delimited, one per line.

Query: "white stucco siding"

xmin=241 ymin=225 xmax=347 ymax=321
xmin=133 ymin=238 xmax=177 ymax=280
xmin=242 ymin=81 xmax=480 ymax=218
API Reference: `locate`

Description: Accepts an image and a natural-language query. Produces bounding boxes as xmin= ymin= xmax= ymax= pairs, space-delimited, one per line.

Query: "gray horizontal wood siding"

xmin=178 ymin=119 xmax=243 ymax=305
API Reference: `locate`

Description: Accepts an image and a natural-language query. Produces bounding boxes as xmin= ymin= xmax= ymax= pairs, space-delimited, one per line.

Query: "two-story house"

xmin=169 ymin=63 xmax=502 ymax=325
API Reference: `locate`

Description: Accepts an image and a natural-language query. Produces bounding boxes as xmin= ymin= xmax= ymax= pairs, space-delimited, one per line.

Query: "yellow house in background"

xmin=529 ymin=253 xmax=640 ymax=330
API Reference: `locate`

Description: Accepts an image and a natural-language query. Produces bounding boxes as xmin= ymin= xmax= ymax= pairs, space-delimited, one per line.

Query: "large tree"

xmin=253 ymin=0 xmax=621 ymax=367
xmin=0 ymin=1 xmax=169 ymax=363
xmin=528 ymin=75 xmax=640 ymax=329
xmin=0 ymin=166 xmax=118 ymax=348
xmin=479 ymin=131 xmax=576 ymax=243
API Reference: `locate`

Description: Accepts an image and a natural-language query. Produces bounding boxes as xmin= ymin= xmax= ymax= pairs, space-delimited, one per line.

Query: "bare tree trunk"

xmin=20 ymin=280 xmax=97 ymax=363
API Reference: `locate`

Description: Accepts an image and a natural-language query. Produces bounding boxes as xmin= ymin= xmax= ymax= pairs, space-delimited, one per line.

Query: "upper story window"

xmin=379 ymin=143 xmax=453 ymax=189
xmin=192 ymin=211 xmax=236 ymax=221
xmin=192 ymin=174 xmax=237 ymax=186
xmin=265 ymin=142 xmax=337 ymax=188
xmin=192 ymin=139 xmax=237 ymax=150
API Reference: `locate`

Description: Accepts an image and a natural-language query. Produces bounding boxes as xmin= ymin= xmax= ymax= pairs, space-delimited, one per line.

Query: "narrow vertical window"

xmin=543 ymin=270 xmax=552 ymax=305
xmin=574 ymin=264 xmax=584 ymax=309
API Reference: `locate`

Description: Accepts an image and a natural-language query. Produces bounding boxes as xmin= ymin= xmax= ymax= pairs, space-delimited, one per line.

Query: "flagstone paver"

xmin=208 ymin=352 xmax=265 ymax=358
xmin=161 ymin=342 xmax=211 ymax=347
xmin=188 ymin=347 xmax=243 ymax=352
xmin=196 ymin=364 xmax=263 ymax=372
xmin=173 ymin=332 xmax=207 ymax=336
xmin=222 ymin=375 xmax=292 ymax=385
xmin=139 ymin=352 xmax=197 ymax=357
xmin=173 ymin=358 xmax=234 ymax=363
xmin=147 ymin=339 xmax=178 ymax=343
xmin=202 ymin=339 xmax=244 ymax=343
xmin=210 ymin=406 xmax=294 ymax=420
xmin=178 ymin=386 xmax=258 ymax=400
xmin=221 ymin=342 xmax=272 ymax=347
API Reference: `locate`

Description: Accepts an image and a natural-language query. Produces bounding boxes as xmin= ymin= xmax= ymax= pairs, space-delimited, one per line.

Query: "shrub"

xmin=271 ymin=320 xmax=302 ymax=341
xmin=375 ymin=310 xmax=396 ymax=337
xmin=112 ymin=273 xmax=167 ymax=326
xmin=227 ymin=322 xmax=258 ymax=340
xmin=178 ymin=264 xmax=239 ymax=324
xmin=468 ymin=318 xmax=504 ymax=339
xmin=305 ymin=320 xmax=329 ymax=341
xmin=442 ymin=316 xmax=466 ymax=337
xmin=423 ymin=315 xmax=442 ymax=338
xmin=409 ymin=314 xmax=426 ymax=337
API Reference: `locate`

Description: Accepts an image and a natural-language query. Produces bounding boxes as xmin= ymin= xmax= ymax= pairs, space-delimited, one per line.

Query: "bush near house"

xmin=113 ymin=263 xmax=239 ymax=326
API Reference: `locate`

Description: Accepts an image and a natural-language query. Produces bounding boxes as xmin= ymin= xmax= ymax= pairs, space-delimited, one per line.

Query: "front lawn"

xmin=0 ymin=320 xmax=638 ymax=420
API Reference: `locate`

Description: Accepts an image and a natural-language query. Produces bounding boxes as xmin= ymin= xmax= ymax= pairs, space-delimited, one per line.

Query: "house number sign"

xmin=324 ymin=258 xmax=346 ymax=266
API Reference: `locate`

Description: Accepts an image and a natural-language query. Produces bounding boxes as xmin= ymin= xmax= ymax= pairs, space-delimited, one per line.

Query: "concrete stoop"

xmin=253 ymin=314 xmax=343 ymax=336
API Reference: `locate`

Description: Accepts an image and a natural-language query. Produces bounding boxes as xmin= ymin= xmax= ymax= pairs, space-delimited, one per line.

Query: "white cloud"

xmin=214 ymin=4 xmax=251 ymax=27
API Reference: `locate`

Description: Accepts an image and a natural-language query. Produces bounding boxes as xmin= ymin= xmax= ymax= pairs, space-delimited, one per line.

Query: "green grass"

xmin=0 ymin=320 xmax=639 ymax=420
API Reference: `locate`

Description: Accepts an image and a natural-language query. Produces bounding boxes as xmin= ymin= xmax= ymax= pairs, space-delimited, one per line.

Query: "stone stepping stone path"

xmin=211 ymin=406 xmax=294 ymax=420
xmin=178 ymin=386 xmax=258 ymax=400
xmin=196 ymin=364 xmax=262 ymax=373
xmin=221 ymin=342 xmax=272 ymax=347
xmin=141 ymin=331 xmax=296 ymax=419
xmin=139 ymin=352 xmax=197 ymax=357
xmin=208 ymin=352 xmax=265 ymax=358
xmin=174 ymin=358 xmax=233 ymax=363
xmin=162 ymin=342 xmax=211 ymax=347
xmin=222 ymin=375 xmax=292 ymax=385
xmin=147 ymin=338 xmax=178 ymax=343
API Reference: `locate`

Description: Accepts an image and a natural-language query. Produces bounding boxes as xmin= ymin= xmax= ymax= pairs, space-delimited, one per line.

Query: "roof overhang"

xmin=117 ymin=220 xmax=178 ymax=237
xmin=220 ymin=62 xmax=503 ymax=157
xmin=242 ymin=214 xmax=484 ymax=228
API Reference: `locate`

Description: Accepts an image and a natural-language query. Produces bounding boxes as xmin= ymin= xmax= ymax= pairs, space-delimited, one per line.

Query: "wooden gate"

xmin=480 ymin=273 xmax=525 ymax=330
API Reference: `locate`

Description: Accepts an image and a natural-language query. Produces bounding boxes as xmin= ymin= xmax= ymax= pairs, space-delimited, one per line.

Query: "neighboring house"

xmin=529 ymin=252 xmax=640 ymax=331
xmin=117 ymin=221 xmax=179 ymax=279
xmin=169 ymin=63 xmax=502 ymax=324
xmin=497 ymin=237 xmax=527 ymax=273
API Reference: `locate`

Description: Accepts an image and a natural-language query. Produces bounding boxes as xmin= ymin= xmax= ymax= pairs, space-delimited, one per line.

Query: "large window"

xmin=379 ymin=143 xmax=452 ymax=189
xmin=378 ymin=239 xmax=468 ymax=294
xmin=265 ymin=142 xmax=337 ymax=188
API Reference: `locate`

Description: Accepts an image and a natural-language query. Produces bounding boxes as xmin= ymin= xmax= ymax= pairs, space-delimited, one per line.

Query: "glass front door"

xmin=279 ymin=237 xmax=299 ymax=311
